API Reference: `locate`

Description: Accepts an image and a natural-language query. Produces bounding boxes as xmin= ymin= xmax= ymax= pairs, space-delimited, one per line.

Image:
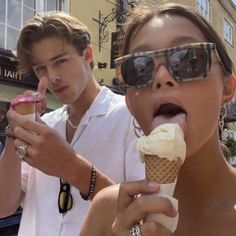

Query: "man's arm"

xmin=0 ymin=136 xmax=24 ymax=217
xmin=9 ymin=109 xmax=114 ymax=200
xmin=63 ymin=152 xmax=115 ymax=200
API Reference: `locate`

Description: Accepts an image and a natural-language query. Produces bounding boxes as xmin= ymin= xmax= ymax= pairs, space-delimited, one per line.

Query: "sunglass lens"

xmin=59 ymin=191 xmax=73 ymax=213
xmin=169 ymin=48 xmax=207 ymax=80
xmin=121 ymin=56 xmax=154 ymax=87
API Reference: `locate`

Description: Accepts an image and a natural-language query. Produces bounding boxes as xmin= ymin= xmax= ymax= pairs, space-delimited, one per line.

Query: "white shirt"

xmin=18 ymin=86 xmax=145 ymax=236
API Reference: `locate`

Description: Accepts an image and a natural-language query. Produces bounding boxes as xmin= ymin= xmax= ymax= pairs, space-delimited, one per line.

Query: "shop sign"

xmin=110 ymin=30 xmax=124 ymax=69
xmin=0 ymin=64 xmax=38 ymax=88
xmin=0 ymin=65 xmax=21 ymax=81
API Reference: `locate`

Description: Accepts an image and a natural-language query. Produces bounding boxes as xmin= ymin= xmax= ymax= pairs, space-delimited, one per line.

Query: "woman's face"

xmin=125 ymin=15 xmax=230 ymax=156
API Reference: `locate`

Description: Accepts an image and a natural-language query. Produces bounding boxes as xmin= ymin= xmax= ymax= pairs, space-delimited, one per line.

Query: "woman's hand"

xmin=111 ymin=180 xmax=176 ymax=236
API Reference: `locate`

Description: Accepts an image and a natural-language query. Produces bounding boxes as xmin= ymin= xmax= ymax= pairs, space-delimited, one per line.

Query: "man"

xmin=0 ymin=12 xmax=144 ymax=236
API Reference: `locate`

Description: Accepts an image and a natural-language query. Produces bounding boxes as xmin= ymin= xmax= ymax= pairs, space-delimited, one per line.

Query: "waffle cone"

xmin=14 ymin=103 xmax=35 ymax=115
xmin=145 ymin=155 xmax=182 ymax=183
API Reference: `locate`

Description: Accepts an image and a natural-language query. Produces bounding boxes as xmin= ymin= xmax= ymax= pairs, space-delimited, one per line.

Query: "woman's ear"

xmin=222 ymin=75 xmax=236 ymax=105
xmin=84 ymin=45 xmax=94 ymax=63
xmin=125 ymin=95 xmax=134 ymax=116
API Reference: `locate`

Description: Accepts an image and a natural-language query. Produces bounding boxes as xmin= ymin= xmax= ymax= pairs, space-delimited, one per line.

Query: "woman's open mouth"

xmin=152 ymin=103 xmax=187 ymax=135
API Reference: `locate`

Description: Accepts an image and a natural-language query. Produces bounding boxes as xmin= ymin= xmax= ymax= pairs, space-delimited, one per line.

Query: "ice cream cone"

xmin=14 ymin=103 xmax=35 ymax=115
xmin=145 ymin=155 xmax=182 ymax=184
xmin=11 ymin=95 xmax=37 ymax=121
xmin=136 ymin=123 xmax=186 ymax=232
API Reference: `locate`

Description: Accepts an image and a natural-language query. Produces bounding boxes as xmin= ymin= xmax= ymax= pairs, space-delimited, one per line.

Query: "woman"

xmin=80 ymin=2 xmax=236 ymax=235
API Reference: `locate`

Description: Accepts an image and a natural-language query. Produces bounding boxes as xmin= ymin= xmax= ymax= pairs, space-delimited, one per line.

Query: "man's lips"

xmin=53 ymin=86 xmax=68 ymax=93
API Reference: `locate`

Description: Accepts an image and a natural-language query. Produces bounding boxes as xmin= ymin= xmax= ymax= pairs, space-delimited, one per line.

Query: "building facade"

xmin=69 ymin=0 xmax=236 ymax=87
xmin=1 ymin=0 xmax=235 ymax=106
xmin=0 ymin=0 xmax=235 ymax=123
xmin=70 ymin=0 xmax=129 ymax=87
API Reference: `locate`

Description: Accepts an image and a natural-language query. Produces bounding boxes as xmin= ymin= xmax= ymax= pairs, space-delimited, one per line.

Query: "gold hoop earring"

xmin=219 ymin=105 xmax=227 ymax=132
xmin=132 ymin=118 xmax=143 ymax=137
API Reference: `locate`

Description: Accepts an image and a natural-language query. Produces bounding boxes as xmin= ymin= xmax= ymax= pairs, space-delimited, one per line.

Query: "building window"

xmin=44 ymin=0 xmax=69 ymax=12
xmin=0 ymin=0 xmax=36 ymax=50
xmin=196 ymin=0 xmax=209 ymax=20
xmin=224 ymin=18 xmax=233 ymax=46
xmin=0 ymin=0 xmax=70 ymax=50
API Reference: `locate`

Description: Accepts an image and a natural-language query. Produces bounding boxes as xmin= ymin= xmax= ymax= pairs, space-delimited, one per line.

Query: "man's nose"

xmin=152 ymin=64 xmax=178 ymax=89
xmin=47 ymin=67 xmax=61 ymax=84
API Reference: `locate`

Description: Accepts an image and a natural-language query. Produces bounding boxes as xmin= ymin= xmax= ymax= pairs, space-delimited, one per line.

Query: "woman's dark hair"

xmin=121 ymin=2 xmax=234 ymax=75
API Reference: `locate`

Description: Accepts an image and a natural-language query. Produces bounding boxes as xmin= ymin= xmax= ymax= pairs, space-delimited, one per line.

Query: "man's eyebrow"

xmin=49 ymin=52 xmax=68 ymax=61
xmin=31 ymin=52 xmax=68 ymax=66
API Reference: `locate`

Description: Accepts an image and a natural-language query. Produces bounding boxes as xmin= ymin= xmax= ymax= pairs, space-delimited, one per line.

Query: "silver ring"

xmin=16 ymin=144 xmax=28 ymax=162
xmin=32 ymin=91 xmax=40 ymax=98
xmin=129 ymin=224 xmax=142 ymax=236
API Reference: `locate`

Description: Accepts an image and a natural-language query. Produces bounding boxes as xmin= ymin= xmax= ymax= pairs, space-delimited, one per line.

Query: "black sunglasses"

xmin=115 ymin=42 xmax=224 ymax=89
xmin=58 ymin=178 xmax=73 ymax=214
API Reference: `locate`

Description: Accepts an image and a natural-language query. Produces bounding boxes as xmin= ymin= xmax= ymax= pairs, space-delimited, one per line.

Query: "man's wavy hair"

xmin=17 ymin=11 xmax=94 ymax=74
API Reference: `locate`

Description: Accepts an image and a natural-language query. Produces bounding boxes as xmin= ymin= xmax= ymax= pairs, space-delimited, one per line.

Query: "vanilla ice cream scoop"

xmin=136 ymin=123 xmax=186 ymax=162
xmin=136 ymin=123 xmax=186 ymax=232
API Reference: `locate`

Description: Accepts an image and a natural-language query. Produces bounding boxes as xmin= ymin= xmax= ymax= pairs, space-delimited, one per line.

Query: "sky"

xmin=232 ymin=0 xmax=236 ymax=5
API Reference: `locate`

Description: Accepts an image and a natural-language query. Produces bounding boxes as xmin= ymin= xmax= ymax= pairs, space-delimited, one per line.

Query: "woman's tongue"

xmin=151 ymin=113 xmax=187 ymax=134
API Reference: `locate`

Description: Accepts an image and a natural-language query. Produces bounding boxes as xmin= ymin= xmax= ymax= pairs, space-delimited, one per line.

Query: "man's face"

xmin=31 ymin=37 xmax=93 ymax=105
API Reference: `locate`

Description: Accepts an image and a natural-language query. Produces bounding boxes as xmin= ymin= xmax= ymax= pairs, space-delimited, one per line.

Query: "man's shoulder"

xmin=100 ymin=86 xmax=129 ymax=114
xmin=103 ymin=86 xmax=125 ymax=104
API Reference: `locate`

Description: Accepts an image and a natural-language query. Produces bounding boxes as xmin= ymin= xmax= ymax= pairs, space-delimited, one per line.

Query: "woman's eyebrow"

xmin=131 ymin=45 xmax=153 ymax=53
xmin=170 ymin=36 xmax=203 ymax=45
xmin=131 ymin=36 xmax=203 ymax=53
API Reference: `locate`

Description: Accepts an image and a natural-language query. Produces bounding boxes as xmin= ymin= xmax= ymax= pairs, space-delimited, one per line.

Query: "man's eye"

xmin=34 ymin=65 xmax=46 ymax=73
xmin=56 ymin=59 xmax=67 ymax=65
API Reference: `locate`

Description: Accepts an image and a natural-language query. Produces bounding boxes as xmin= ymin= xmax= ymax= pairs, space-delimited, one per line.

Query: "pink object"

xmin=11 ymin=96 xmax=38 ymax=109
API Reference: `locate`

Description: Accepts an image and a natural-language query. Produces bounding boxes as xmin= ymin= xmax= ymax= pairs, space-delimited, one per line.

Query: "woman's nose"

xmin=152 ymin=64 xmax=178 ymax=89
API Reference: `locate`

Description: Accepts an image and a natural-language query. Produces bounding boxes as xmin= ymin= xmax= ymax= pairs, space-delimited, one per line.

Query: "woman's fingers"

xmin=116 ymin=192 xmax=177 ymax=228
xmin=113 ymin=180 xmax=177 ymax=236
xmin=141 ymin=221 xmax=173 ymax=236
xmin=117 ymin=180 xmax=160 ymax=214
xmin=112 ymin=208 xmax=173 ymax=236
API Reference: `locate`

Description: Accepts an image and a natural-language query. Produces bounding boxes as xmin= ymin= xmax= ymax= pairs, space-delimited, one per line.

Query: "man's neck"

xmin=68 ymin=79 xmax=101 ymax=119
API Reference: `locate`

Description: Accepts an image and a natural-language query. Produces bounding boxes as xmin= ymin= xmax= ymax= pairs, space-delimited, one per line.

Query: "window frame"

xmin=223 ymin=17 xmax=234 ymax=47
xmin=1 ymin=0 xmax=70 ymax=50
xmin=196 ymin=0 xmax=210 ymax=21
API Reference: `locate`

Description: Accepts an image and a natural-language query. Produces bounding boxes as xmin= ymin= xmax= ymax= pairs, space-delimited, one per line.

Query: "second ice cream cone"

xmin=11 ymin=95 xmax=38 ymax=121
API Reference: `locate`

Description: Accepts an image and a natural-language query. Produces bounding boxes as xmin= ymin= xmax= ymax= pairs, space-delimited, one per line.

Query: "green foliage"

xmin=225 ymin=136 xmax=236 ymax=157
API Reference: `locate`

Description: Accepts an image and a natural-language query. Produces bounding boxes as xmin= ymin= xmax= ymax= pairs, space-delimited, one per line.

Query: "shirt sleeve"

xmin=124 ymin=118 xmax=145 ymax=181
xmin=21 ymin=162 xmax=30 ymax=193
